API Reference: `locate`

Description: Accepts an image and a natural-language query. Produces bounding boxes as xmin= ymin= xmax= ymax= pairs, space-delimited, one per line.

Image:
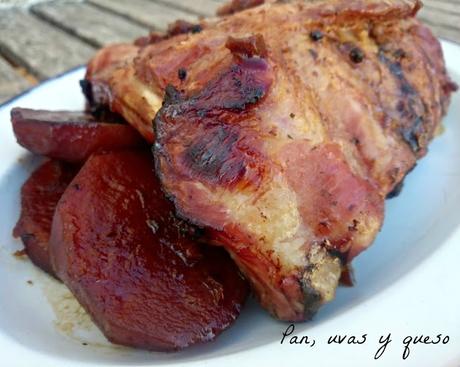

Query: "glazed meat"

xmin=83 ymin=0 xmax=456 ymax=321
xmin=50 ymin=150 xmax=248 ymax=350
xmin=11 ymin=108 xmax=144 ymax=163
xmin=13 ymin=160 xmax=79 ymax=276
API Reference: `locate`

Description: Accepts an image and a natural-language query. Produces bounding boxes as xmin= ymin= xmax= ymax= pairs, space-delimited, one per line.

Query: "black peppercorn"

xmin=178 ymin=68 xmax=187 ymax=81
xmin=310 ymin=30 xmax=324 ymax=42
xmin=349 ymin=47 xmax=364 ymax=63
xmin=191 ymin=24 xmax=202 ymax=34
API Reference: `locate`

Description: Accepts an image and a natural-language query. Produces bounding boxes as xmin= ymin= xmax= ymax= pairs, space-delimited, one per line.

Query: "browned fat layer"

xmin=79 ymin=79 xmax=114 ymax=117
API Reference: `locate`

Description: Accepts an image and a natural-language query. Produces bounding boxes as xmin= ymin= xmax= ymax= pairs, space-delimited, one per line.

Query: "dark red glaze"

xmin=11 ymin=108 xmax=145 ymax=163
xmin=13 ymin=160 xmax=79 ymax=276
xmin=49 ymin=150 xmax=248 ymax=351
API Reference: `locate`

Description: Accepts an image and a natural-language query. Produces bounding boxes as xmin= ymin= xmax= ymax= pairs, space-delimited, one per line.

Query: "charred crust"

xmin=80 ymin=79 xmax=124 ymax=122
xmin=301 ymin=245 xmax=342 ymax=319
xmin=386 ymin=180 xmax=404 ymax=199
xmin=401 ymin=115 xmax=423 ymax=152
xmin=223 ymin=83 xmax=265 ymax=110
xmin=386 ymin=163 xmax=416 ymax=199
xmin=378 ymin=50 xmax=427 ymax=153
xmin=80 ymin=79 xmax=94 ymax=105
xmin=163 ymin=84 xmax=183 ymax=105
xmin=153 ymin=50 xmax=271 ymax=192
xmin=184 ymin=126 xmax=246 ymax=186
xmin=300 ymin=277 xmax=322 ymax=321
xmin=326 ymin=248 xmax=347 ymax=265
xmin=348 ymin=219 xmax=359 ymax=232
xmin=167 ymin=20 xmax=203 ymax=37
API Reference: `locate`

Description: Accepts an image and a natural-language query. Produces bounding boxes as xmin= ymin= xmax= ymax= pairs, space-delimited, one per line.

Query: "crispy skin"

xmin=13 ymin=160 xmax=79 ymax=276
xmin=84 ymin=0 xmax=456 ymax=321
xmin=50 ymin=150 xmax=248 ymax=351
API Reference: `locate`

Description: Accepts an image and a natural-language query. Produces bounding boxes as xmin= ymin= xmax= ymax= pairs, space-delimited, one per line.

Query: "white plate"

xmin=1 ymin=41 xmax=460 ymax=367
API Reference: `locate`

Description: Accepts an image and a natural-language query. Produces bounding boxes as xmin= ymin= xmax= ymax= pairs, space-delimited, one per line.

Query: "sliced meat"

xmin=11 ymin=108 xmax=145 ymax=162
xmin=13 ymin=160 xmax=79 ymax=276
xmin=50 ymin=150 xmax=249 ymax=351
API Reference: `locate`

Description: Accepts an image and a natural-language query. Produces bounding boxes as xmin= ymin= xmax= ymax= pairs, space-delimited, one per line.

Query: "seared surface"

xmin=84 ymin=0 xmax=456 ymax=321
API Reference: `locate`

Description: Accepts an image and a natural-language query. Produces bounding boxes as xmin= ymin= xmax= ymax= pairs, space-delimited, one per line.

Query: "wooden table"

xmin=0 ymin=0 xmax=459 ymax=104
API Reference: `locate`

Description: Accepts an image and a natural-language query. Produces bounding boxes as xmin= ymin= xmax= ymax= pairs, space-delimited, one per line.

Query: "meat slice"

xmin=13 ymin=160 xmax=79 ymax=276
xmin=154 ymin=52 xmax=384 ymax=321
xmin=11 ymin=108 xmax=145 ymax=162
xmin=83 ymin=0 xmax=456 ymax=321
xmin=50 ymin=150 xmax=248 ymax=351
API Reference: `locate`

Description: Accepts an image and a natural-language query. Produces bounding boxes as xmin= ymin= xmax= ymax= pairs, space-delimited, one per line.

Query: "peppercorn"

xmin=191 ymin=24 xmax=202 ymax=34
xmin=178 ymin=68 xmax=187 ymax=81
xmin=349 ymin=47 xmax=364 ymax=63
xmin=310 ymin=30 xmax=324 ymax=42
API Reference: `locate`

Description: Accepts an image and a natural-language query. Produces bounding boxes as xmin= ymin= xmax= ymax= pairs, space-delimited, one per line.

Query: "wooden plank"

xmin=420 ymin=21 xmax=460 ymax=44
xmin=418 ymin=7 xmax=460 ymax=32
xmin=87 ymin=0 xmax=198 ymax=30
xmin=0 ymin=57 xmax=32 ymax=104
xmin=153 ymin=0 xmax=221 ymax=17
xmin=424 ymin=0 xmax=460 ymax=15
xmin=0 ymin=9 xmax=95 ymax=79
xmin=31 ymin=2 xmax=149 ymax=48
